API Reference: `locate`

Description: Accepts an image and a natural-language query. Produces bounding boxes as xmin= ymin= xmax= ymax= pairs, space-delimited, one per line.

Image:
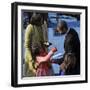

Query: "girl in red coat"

xmin=33 ymin=46 xmax=57 ymax=76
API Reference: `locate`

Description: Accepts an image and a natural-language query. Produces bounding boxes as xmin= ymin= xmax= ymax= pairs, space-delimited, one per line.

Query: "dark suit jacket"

xmin=64 ymin=28 xmax=80 ymax=75
xmin=52 ymin=28 xmax=80 ymax=75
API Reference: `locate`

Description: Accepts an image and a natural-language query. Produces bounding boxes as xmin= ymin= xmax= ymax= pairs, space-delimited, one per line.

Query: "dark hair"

xmin=58 ymin=20 xmax=68 ymax=30
xmin=64 ymin=53 xmax=76 ymax=70
xmin=32 ymin=45 xmax=41 ymax=57
xmin=30 ymin=13 xmax=43 ymax=26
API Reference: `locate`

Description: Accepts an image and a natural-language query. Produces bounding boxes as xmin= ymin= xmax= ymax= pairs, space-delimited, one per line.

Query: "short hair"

xmin=30 ymin=13 xmax=43 ymax=26
xmin=58 ymin=20 xmax=68 ymax=30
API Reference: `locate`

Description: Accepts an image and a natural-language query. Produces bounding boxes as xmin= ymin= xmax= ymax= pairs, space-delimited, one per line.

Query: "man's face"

xmin=56 ymin=25 xmax=67 ymax=35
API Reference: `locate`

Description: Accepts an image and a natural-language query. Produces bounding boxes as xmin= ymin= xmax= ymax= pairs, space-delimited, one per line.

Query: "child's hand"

xmin=60 ymin=62 xmax=66 ymax=72
xmin=51 ymin=47 xmax=57 ymax=52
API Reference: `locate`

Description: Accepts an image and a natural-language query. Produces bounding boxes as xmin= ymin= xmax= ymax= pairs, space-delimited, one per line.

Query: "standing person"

xmin=25 ymin=13 xmax=45 ymax=76
xmin=55 ymin=20 xmax=80 ymax=75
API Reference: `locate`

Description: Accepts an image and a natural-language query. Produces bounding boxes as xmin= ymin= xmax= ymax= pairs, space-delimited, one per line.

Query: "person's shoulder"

xmin=66 ymin=28 xmax=75 ymax=39
xmin=69 ymin=28 xmax=76 ymax=33
xmin=27 ymin=24 xmax=33 ymax=29
xmin=25 ymin=24 xmax=33 ymax=32
xmin=69 ymin=28 xmax=78 ymax=36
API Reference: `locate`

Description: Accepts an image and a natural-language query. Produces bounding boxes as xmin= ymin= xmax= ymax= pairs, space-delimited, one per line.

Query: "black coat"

xmin=64 ymin=28 xmax=80 ymax=75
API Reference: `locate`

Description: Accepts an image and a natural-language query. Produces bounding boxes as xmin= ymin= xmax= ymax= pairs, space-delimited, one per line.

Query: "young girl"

xmin=33 ymin=46 xmax=57 ymax=76
xmin=60 ymin=53 xmax=76 ymax=75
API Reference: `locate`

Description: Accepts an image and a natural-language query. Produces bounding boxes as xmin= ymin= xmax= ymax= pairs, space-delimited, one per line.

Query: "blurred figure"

xmin=55 ymin=20 xmax=80 ymax=75
xmin=33 ymin=45 xmax=57 ymax=76
xmin=60 ymin=53 xmax=76 ymax=75
xmin=25 ymin=13 xmax=45 ymax=76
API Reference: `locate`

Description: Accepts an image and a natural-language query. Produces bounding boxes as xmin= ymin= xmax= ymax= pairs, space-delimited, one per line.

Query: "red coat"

xmin=36 ymin=49 xmax=54 ymax=76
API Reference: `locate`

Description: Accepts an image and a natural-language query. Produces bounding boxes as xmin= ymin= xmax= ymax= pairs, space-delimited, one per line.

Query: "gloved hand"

xmin=43 ymin=41 xmax=52 ymax=47
xmin=51 ymin=47 xmax=57 ymax=52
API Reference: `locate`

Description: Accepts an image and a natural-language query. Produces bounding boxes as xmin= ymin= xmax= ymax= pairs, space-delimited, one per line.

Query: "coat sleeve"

xmin=25 ymin=24 xmax=32 ymax=49
xmin=25 ymin=24 xmax=37 ymax=74
xmin=36 ymin=51 xmax=54 ymax=64
xmin=64 ymin=34 xmax=75 ymax=53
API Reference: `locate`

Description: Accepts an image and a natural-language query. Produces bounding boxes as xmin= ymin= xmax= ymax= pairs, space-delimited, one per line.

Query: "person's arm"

xmin=25 ymin=24 xmax=32 ymax=49
xmin=36 ymin=51 xmax=53 ymax=64
xmin=25 ymin=24 xmax=36 ymax=74
xmin=36 ymin=48 xmax=57 ymax=64
xmin=51 ymin=57 xmax=64 ymax=65
xmin=64 ymin=34 xmax=74 ymax=53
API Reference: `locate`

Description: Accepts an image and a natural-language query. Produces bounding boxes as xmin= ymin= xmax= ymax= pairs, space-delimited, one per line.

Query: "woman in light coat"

xmin=25 ymin=13 xmax=45 ymax=76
